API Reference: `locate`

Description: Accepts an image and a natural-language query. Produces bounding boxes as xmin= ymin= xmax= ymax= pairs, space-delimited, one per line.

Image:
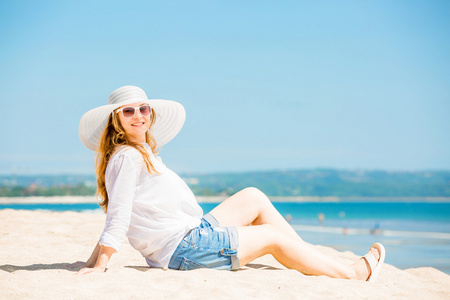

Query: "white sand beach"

xmin=1 ymin=208 xmax=449 ymax=299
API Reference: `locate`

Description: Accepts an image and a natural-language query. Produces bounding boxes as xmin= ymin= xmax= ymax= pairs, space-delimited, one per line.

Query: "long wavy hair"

xmin=95 ymin=107 xmax=158 ymax=212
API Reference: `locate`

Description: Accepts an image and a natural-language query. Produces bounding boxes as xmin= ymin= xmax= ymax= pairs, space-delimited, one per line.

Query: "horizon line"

xmin=1 ymin=167 xmax=450 ymax=177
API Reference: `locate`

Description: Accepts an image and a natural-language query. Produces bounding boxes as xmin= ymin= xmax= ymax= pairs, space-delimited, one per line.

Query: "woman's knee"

xmin=242 ymin=186 xmax=263 ymax=195
xmin=241 ymin=187 xmax=270 ymax=204
xmin=242 ymin=187 xmax=274 ymax=216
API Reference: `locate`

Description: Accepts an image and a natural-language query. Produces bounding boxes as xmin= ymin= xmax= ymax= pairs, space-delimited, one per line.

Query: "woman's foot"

xmin=353 ymin=247 xmax=381 ymax=280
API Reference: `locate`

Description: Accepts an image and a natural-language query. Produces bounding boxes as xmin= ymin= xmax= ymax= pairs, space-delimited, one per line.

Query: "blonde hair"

xmin=95 ymin=107 xmax=158 ymax=212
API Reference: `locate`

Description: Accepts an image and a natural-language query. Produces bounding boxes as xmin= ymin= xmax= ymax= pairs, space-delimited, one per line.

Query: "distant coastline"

xmin=2 ymin=169 xmax=449 ymax=198
xmin=1 ymin=195 xmax=449 ymax=204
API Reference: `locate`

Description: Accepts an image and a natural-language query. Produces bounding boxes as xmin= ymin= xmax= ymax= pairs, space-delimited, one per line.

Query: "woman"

xmin=75 ymin=85 xmax=385 ymax=281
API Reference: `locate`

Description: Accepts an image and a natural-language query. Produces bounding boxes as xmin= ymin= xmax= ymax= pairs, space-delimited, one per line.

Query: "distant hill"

xmin=1 ymin=169 xmax=448 ymax=198
xmin=183 ymin=169 xmax=450 ymax=197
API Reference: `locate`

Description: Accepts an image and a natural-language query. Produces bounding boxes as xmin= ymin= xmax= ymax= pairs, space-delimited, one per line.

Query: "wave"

xmin=291 ymin=225 xmax=450 ymax=240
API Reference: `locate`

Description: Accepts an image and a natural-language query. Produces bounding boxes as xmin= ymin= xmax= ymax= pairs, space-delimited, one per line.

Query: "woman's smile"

xmin=117 ymin=102 xmax=151 ymax=143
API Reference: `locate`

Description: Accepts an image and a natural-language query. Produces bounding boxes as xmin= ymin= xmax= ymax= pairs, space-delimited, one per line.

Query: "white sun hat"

xmin=79 ymin=85 xmax=186 ymax=151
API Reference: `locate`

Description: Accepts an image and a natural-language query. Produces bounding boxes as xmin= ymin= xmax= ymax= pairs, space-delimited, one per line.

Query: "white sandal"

xmin=363 ymin=242 xmax=386 ymax=282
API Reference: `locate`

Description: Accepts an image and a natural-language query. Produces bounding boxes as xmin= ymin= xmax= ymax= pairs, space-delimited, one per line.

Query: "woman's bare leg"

xmin=237 ymin=224 xmax=380 ymax=280
xmin=209 ymin=187 xmax=380 ymax=279
xmin=209 ymin=187 xmax=303 ymax=241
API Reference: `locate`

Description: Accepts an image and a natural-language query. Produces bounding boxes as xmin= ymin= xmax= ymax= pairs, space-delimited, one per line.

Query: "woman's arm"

xmin=85 ymin=242 xmax=101 ymax=267
xmin=73 ymin=152 xmax=137 ymax=274
xmin=75 ymin=245 xmax=115 ymax=275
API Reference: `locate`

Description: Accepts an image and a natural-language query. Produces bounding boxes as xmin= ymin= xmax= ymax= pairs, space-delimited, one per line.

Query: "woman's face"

xmin=117 ymin=102 xmax=152 ymax=143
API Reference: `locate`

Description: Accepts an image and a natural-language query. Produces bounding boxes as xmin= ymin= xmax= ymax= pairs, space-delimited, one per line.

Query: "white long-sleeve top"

xmin=99 ymin=143 xmax=203 ymax=268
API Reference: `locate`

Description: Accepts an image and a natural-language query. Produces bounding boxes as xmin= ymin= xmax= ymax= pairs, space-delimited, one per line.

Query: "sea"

xmin=2 ymin=201 xmax=450 ymax=275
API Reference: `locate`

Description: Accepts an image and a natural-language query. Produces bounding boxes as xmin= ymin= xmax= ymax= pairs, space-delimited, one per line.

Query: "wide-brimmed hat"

xmin=79 ymin=85 xmax=185 ymax=151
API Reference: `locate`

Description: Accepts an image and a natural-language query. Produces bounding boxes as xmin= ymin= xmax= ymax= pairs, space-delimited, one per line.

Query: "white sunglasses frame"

xmin=116 ymin=105 xmax=152 ymax=118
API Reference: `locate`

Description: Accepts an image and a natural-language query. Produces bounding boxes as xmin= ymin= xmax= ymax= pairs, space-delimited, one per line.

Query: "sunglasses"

xmin=116 ymin=105 xmax=152 ymax=118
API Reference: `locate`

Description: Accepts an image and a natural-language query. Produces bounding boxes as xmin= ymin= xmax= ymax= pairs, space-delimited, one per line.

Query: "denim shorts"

xmin=168 ymin=214 xmax=240 ymax=271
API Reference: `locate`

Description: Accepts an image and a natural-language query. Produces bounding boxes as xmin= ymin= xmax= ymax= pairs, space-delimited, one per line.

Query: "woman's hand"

xmin=75 ymin=267 xmax=106 ymax=275
xmin=73 ymin=245 xmax=114 ymax=275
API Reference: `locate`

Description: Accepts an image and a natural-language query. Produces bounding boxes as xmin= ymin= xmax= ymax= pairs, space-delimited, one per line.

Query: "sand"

xmin=1 ymin=209 xmax=449 ymax=299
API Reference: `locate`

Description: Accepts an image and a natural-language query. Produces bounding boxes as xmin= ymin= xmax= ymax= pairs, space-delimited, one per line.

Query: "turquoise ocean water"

xmin=2 ymin=201 xmax=449 ymax=274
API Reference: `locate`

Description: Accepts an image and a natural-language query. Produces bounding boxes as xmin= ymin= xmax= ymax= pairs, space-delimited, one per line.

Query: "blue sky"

xmin=0 ymin=0 xmax=449 ymax=174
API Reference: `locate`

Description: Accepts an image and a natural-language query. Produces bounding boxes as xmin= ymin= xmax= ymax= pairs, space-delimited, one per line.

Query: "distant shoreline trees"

xmin=1 ymin=169 xmax=449 ymax=197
